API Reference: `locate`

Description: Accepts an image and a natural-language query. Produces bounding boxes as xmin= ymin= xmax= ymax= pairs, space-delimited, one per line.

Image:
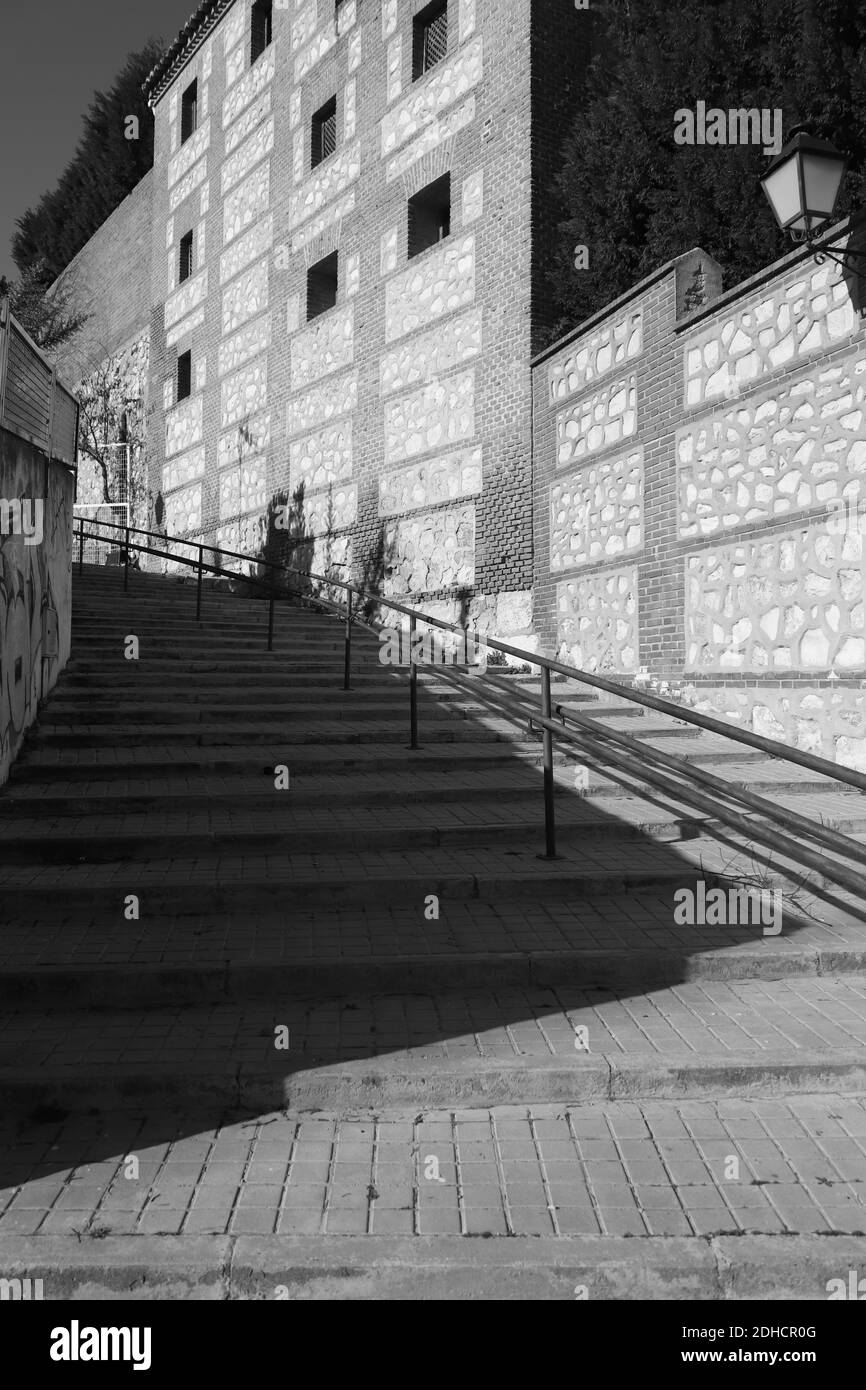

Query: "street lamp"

xmin=760 ymin=129 xmax=866 ymax=271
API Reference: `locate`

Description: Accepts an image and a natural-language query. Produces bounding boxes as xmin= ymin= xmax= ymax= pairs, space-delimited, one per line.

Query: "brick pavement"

xmin=1 ymin=568 xmax=865 ymax=1294
xmin=2 ymin=1098 xmax=865 ymax=1241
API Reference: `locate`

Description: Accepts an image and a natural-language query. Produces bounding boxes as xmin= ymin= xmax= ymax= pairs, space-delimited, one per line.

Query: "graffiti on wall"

xmin=0 ymin=433 xmax=73 ymax=785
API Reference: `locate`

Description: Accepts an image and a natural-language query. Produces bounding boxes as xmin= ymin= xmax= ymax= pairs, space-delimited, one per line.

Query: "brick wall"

xmin=532 ymin=233 xmax=866 ymax=770
xmin=137 ymin=0 xmax=589 ymax=648
xmin=52 ymin=171 xmax=154 ymax=383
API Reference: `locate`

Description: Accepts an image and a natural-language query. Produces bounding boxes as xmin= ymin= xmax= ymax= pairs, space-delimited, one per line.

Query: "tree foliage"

xmin=548 ymin=0 xmax=866 ymax=343
xmin=0 ymin=260 xmax=89 ymax=352
xmin=11 ymin=41 xmax=164 ymax=286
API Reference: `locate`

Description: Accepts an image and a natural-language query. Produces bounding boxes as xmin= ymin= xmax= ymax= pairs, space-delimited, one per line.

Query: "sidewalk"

xmin=2 ymin=1096 xmax=865 ymax=1243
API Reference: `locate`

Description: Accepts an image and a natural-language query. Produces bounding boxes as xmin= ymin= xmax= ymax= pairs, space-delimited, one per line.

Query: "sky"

xmin=0 ymin=0 xmax=198 ymax=281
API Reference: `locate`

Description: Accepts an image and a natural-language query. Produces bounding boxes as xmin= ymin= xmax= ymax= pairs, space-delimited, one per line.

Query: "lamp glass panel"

xmin=801 ymin=151 xmax=844 ymax=218
xmin=761 ymin=157 xmax=803 ymax=229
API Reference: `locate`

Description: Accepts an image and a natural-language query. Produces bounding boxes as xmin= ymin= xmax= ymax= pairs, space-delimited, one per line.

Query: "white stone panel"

xmin=381 ymin=37 xmax=483 ymax=156
xmin=550 ymin=449 xmax=644 ymax=571
xmin=290 ymin=304 xmax=355 ymax=390
xmin=224 ymin=162 xmax=270 ymax=244
xmin=222 ymin=260 xmax=269 ymax=334
xmin=225 ymin=92 xmax=272 ymax=155
xmin=380 ymin=309 xmax=482 ymax=396
xmin=557 ymin=568 xmax=639 ymax=673
xmin=163 ymin=445 xmax=205 ymax=494
xmin=344 ymin=78 xmax=357 ymax=141
xmin=287 ymin=371 xmax=358 ymax=437
xmin=221 ymin=359 xmax=268 ymax=428
xmin=166 ymin=307 xmax=206 ymax=348
xmin=384 ymin=370 xmax=475 ymax=465
xmin=169 ymin=158 xmax=207 ymax=212
xmin=289 ymin=141 xmax=360 ymax=231
xmin=556 ymin=375 xmax=638 ymax=466
xmin=164 ymin=483 xmax=202 ymax=534
xmin=165 ymin=396 xmax=203 ymax=458
xmin=548 ymin=310 xmax=643 ymax=402
xmin=218 ymin=412 xmax=271 ymax=472
xmin=385 ymin=235 xmax=475 ymax=343
xmin=168 ymin=122 xmax=210 ymax=188
xmin=221 ymin=115 xmax=274 ymax=195
xmin=290 ymin=421 xmax=353 ymax=492
xmin=223 ymin=46 xmax=275 ymax=128
xmin=291 ymin=191 xmax=355 ymax=253
xmin=219 ymin=314 xmax=271 ymax=377
xmin=385 ymin=98 xmax=475 ymax=184
xmin=379 ymin=447 xmax=482 ymax=518
xmin=387 ymin=37 xmax=402 ymax=104
xmin=220 ymin=215 xmax=273 ymax=284
xmin=165 ymin=270 xmax=208 ymax=330
xmin=384 ymin=504 xmax=476 ymax=595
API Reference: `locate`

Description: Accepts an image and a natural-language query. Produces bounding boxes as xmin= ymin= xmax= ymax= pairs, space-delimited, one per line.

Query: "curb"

xmin=0 ymin=1233 xmax=863 ymax=1300
xmin=2 ymin=1052 xmax=866 ymax=1112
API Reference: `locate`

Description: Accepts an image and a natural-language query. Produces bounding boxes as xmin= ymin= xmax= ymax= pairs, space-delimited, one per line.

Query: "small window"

xmin=177 ymin=350 xmax=192 ymax=402
xmin=181 ymin=79 xmax=198 ymax=144
xmin=413 ymin=0 xmax=448 ymax=81
xmin=408 ymin=174 xmax=451 ymax=258
xmin=307 ymin=252 xmax=338 ymax=321
xmin=179 ymin=231 xmax=194 ymax=284
xmin=311 ymin=96 xmax=337 ymax=170
xmin=251 ymin=0 xmax=273 ymax=64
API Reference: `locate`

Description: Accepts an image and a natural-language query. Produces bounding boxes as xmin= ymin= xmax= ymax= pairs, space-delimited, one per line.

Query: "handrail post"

xmin=78 ymin=523 xmax=84 ymax=576
xmin=267 ymin=595 xmax=275 ymax=652
xmin=344 ymin=590 xmax=353 ymax=691
xmin=409 ymin=615 xmax=419 ymax=750
xmin=124 ymin=526 xmax=130 ymax=592
xmin=540 ymin=665 xmax=557 ymax=859
xmin=196 ymin=544 xmax=204 ymax=620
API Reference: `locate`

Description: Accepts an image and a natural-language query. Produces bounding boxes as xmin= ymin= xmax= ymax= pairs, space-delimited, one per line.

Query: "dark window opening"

xmin=177 ymin=350 xmax=192 ymax=402
xmin=413 ymin=0 xmax=448 ymax=81
xmin=251 ymin=0 xmax=273 ymax=64
xmin=179 ymin=231 xmax=194 ymax=284
xmin=311 ymin=96 xmax=337 ymax=169
xmin=307 ymin=252 xmax=338 ymax=321
xmin=408 ymin=174 xmax=451 ymax=258
xmin=181 ymin=80 xmax=198 ymax=144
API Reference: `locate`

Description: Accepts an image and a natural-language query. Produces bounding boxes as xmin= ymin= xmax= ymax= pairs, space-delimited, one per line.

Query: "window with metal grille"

xmin=181 ymin=80 xmax=198 ymax=144
xmin=311 ymin=96 xmax=337 ymax=169
xmin=177 ymin=351 xmax=192 ymax=402
xmin=307 ymin=252 xmax=338 ymax=321
xmin=251 ymin=0 xmax=273 ymax=64
xmin=179 ymin=231 xmax=194 ymax=284
xmin=408 ymin=174 xmax=451 ymax=258
xmin=413 ymin=0 xmax=448 ymax=80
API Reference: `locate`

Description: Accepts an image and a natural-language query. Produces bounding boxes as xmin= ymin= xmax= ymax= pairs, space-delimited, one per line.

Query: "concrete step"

xmin=0 ymin=849 xmax=719 ymax=913
xmin=0 ymin=808 xmax=713 ymax=865
xmin=35 ymin=701 xmax=501 ymax=727
xmin=7 ymin=743 xmax=567 ymax=780
xmin=2 ymin=975 xmax=866 ymax=1109
xmin=2 ymin=886 xmax=864 ymax=1002
xmin=23 ymin=721 xmax=516 ymax=748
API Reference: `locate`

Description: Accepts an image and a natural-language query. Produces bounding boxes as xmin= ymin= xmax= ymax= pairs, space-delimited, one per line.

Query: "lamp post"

xmin=760 ymin=129 xmax=866 ymax=272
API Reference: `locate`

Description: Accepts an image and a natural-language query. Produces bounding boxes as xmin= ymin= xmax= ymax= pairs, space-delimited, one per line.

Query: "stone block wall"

xmin=532 ymin=237 xmax=866 ymax=771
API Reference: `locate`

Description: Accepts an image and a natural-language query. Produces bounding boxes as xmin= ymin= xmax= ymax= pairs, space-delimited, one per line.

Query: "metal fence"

xmin=0 ymin=296 xmax=78 ymax=465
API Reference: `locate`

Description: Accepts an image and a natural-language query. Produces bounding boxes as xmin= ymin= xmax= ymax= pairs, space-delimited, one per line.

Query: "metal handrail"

xmin=75 ymin=515 xmax=866 ymax=794
xmin=438 ymin=663 xmax=866 ymax=901
xmin=73 ymin=516 xmax=866 ymax=883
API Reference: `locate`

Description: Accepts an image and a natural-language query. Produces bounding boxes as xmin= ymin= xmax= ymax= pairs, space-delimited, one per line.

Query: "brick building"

xmin=57 ymin=0 xmax=588 ymax=644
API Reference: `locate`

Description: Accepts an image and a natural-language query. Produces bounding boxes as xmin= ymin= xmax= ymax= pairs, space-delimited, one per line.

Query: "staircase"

xmin=1 ymin=565 xmax=865 ymax=1298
